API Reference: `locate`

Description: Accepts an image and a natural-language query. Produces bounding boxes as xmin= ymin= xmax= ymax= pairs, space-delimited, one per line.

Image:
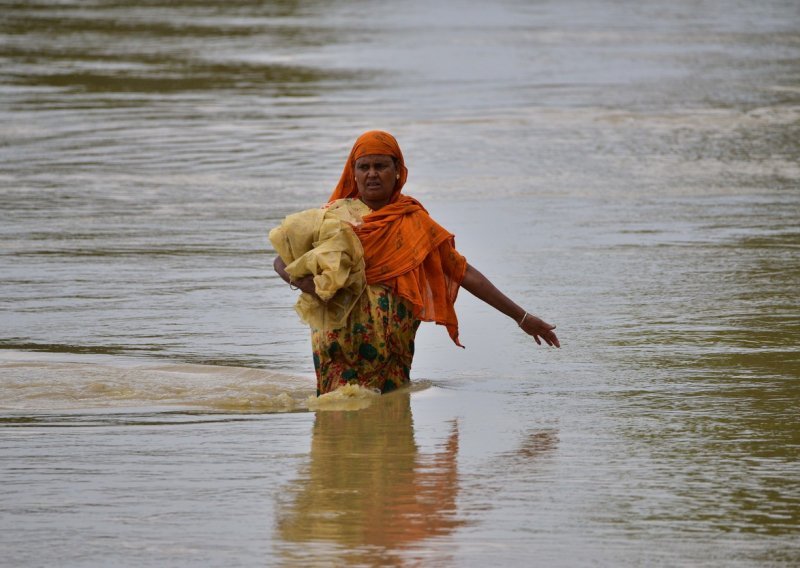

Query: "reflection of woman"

xmin=276 ymin=392 xmax=461 ymax=560
xmin=273 ymin=131 xmax=559 ymax=395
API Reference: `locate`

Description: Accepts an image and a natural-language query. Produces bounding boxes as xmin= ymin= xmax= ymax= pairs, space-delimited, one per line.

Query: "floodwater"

xmin=2 ymin=0 xmax=799 ymax=565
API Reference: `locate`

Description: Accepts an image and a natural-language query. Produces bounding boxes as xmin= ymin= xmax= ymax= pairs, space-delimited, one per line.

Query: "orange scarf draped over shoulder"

xmin=329 ymin=131 xmax=467 ymax=346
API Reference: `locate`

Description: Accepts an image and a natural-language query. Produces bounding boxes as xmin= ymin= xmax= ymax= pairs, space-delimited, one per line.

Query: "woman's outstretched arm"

xmin=460 ymin=263 xmax=560 ymax=347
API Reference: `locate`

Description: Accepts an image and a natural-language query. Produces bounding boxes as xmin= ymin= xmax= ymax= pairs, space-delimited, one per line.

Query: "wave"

xmin=0 ymin=351 xmax=316 ymax=414
xmin=0 ymin=351 xmax=431 ymax=416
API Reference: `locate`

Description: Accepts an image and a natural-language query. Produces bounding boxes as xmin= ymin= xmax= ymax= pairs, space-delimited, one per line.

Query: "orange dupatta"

xmin=328 ymin=131 xmax=467 ymax=346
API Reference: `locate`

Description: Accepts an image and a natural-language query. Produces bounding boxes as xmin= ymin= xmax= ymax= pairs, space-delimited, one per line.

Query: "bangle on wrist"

xmin=517 ymin=311 xmax=529 ymax=327
xmin=289 ymin=280 xmax=299 ymax=291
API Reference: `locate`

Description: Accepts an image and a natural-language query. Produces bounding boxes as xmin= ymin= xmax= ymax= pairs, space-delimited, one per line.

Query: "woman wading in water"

xmin=272 ymin=131 xmax=559 ymax=396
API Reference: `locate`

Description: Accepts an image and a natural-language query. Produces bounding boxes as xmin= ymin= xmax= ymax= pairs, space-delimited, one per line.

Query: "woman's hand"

xmin=273 ymin=256 xmax=324 ymax=301
xmin=290 ymin=274 xmax=323 ymax=301
xmin=519 ymin=314 xmax=560 ymax=348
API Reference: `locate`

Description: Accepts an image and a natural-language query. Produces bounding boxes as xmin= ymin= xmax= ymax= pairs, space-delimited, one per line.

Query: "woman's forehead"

xmin=354 ymin=154 xmax=394 ymax=165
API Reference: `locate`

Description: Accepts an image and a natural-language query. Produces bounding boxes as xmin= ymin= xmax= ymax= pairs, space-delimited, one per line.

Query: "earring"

xmin=396 ymin=174 xmax=400 ymax=179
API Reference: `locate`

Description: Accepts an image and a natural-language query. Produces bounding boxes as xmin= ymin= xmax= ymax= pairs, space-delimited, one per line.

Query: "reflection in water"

xmin=506 ymin=429 xmax=559 ymax=462
xmin=277 ymin=392 xmax=462 ymax=565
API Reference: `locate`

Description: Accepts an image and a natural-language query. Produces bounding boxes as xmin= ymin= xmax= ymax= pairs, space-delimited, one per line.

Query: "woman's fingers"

xmin=522 ymin=316 xmax=560 ymax=348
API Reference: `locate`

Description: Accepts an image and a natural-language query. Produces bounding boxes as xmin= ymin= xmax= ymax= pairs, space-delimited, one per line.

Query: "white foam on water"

xmin=306 ymin=383 xmax=382 ymax=412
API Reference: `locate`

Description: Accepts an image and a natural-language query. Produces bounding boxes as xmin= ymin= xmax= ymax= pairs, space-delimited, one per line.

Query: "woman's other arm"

xmin=273 ymin=256 xmax=321 ymax=300
xmin=460 ymin=263 xmax=560 ymax=347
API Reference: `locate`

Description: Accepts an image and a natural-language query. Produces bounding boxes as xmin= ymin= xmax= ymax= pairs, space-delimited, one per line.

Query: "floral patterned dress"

xmin=311 ymin=284 xmax=420 ymax=396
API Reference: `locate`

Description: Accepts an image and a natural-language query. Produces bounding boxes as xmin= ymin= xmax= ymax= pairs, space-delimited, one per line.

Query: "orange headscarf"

xmin=329 ymin=131 xmax=467 ymax=346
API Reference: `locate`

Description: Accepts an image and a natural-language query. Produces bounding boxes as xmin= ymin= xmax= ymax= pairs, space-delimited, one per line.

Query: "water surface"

xmin=1 ymin=0 xmax=799 ymax=565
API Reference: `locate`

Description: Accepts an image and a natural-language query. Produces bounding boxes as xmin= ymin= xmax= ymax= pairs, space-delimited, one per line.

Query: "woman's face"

xmin=354 ymin=154 xmax=397 ymax=210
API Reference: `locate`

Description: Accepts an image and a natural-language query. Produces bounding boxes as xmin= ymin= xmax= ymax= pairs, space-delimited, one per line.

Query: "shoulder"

xmin=324 ymin=198 xmax=369 ymax=225
xmin=326 ymin=198 xmax=368 ymax=211
xmin=394 ymin=194 xmax=429 ymax=214
xmin=326 ymin=197 xmax=366 ymax=209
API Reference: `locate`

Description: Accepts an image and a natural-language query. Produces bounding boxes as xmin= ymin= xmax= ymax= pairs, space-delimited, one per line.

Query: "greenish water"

xmin=1 ymin=0 xmax=799 ymax=565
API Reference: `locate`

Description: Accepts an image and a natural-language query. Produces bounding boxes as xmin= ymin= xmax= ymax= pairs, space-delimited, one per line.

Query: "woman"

xmin=273 ymin=130 xmax=559 ymax=396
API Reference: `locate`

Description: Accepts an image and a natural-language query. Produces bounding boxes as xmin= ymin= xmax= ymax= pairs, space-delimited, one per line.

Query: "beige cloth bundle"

xmin=268 ymin=199 xmax=368 ymax=330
